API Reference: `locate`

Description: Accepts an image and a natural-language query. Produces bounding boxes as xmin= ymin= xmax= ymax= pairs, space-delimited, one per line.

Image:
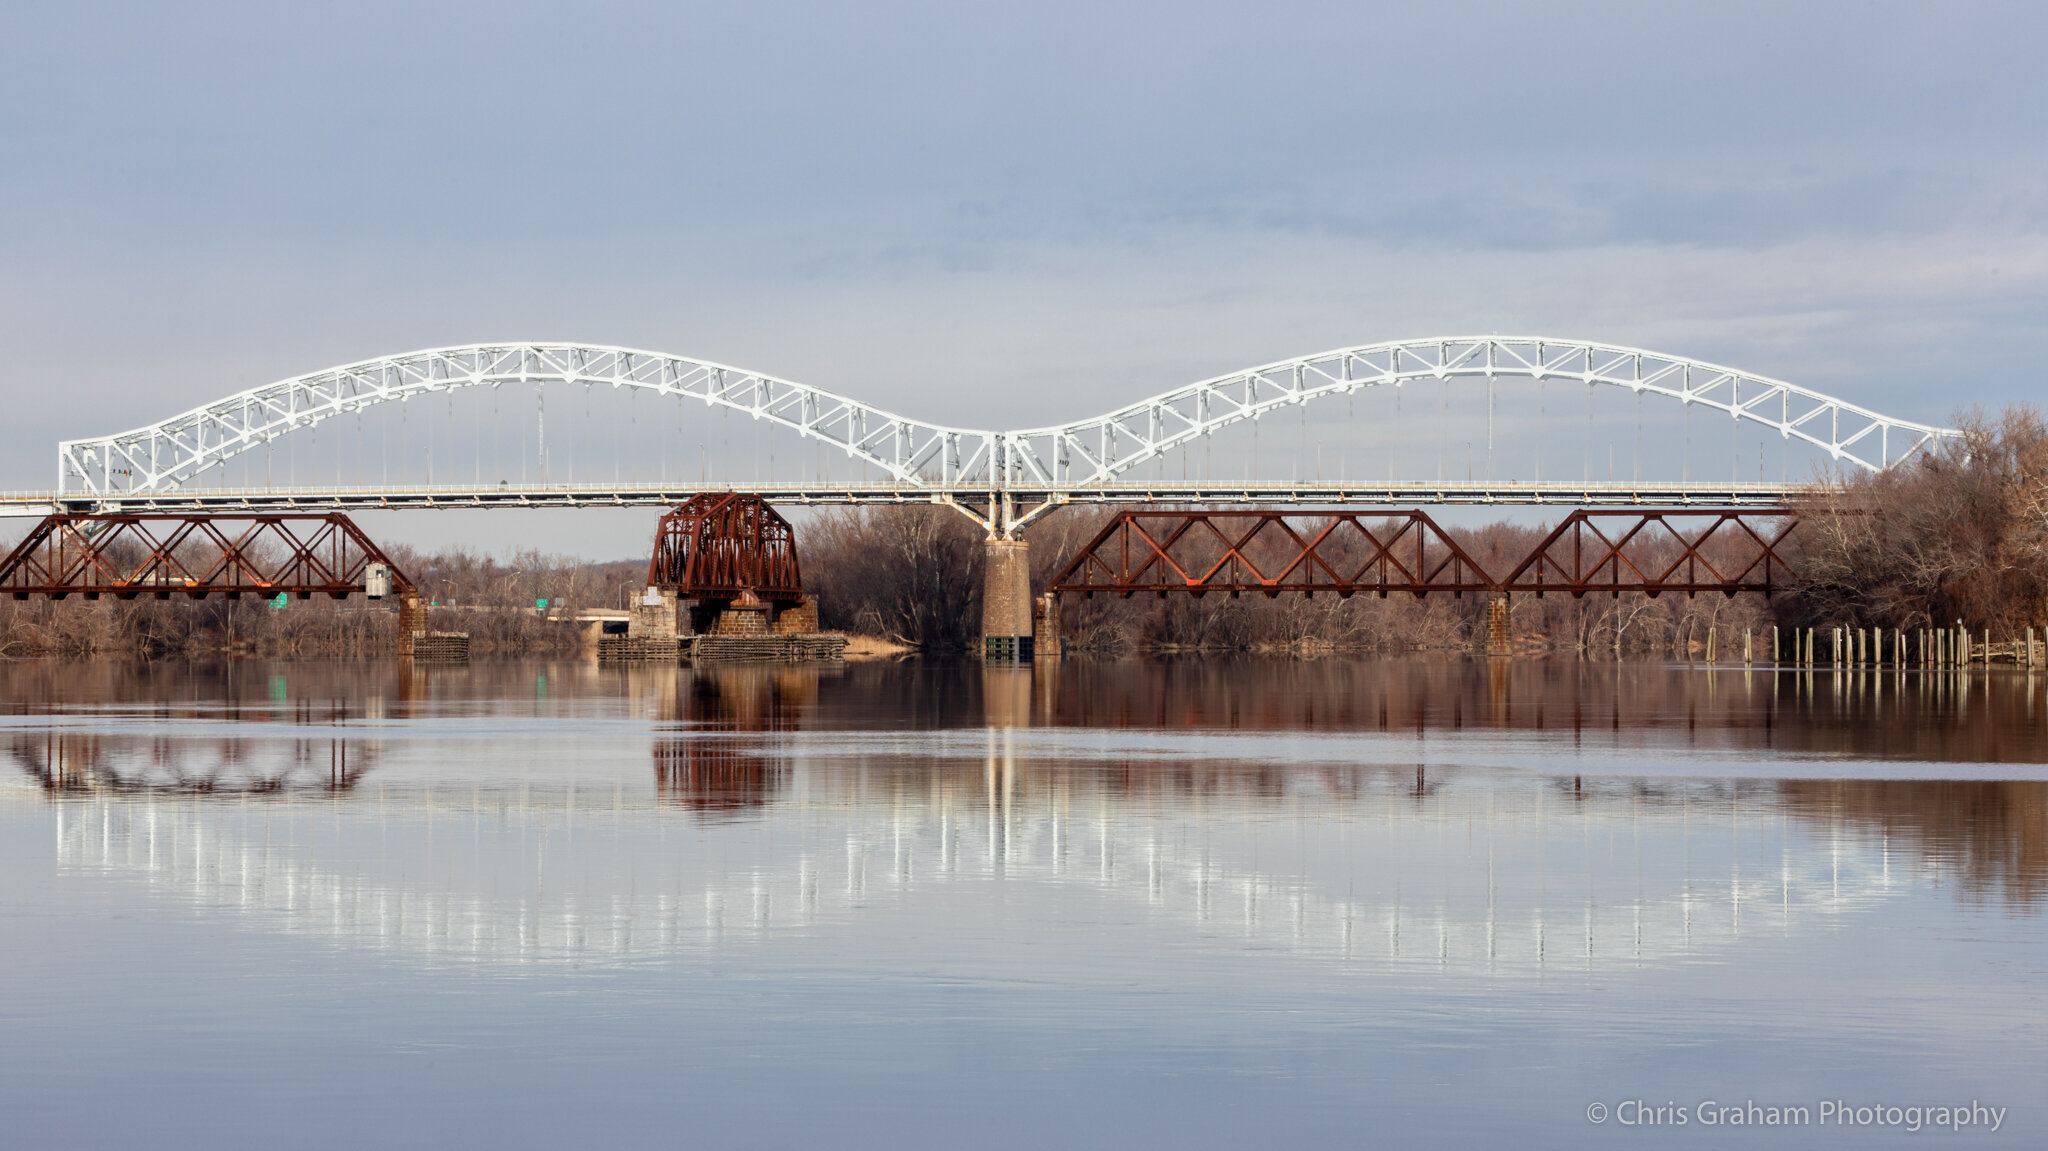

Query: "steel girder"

xmin=5 ymin=478 xmax=1802 ymax=518
xmin=57 ymin=339 xmax=1955 ymax=524
xmin=1049 ymin=510 xmax=1496 ymax=599
xmin=0 ymin=512 xmax=414 ymax=601
xmin=1050 ymin=508 xmax=1797 ymax=600
xmin=1496 ymin=510 xmax=1796 ymax=597
xmin=647 ymin=492 xmax=805 ymax=601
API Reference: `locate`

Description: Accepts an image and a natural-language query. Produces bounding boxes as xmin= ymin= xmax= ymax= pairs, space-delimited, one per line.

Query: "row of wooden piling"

xmin=1697 ymin=625 xmax=2048 ymax=668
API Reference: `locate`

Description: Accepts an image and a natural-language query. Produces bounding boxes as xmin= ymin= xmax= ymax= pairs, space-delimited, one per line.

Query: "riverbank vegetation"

xmin=1781 ymin=406 xmax=2048 ymax=634
xmin=801 ymin=505 xmax=986 ymax=651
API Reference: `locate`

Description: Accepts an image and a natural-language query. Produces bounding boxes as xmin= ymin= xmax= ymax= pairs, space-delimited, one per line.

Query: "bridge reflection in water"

xmin=14 ymin=659 xmax=2044 ymax=975
xmin=12 ymin=730 xmax=372 ymax=795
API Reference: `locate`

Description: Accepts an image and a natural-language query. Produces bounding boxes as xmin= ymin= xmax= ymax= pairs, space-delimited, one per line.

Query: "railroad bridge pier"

xmin=982 ymin=539 xmax=1034 ymax=661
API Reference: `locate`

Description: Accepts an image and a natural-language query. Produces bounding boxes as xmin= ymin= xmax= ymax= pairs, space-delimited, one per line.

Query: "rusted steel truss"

xmin=648 ymin=491 xmax=804 ymax=600
xmin=0 ymin=512 xmax=413 ymax=601
xmin=1049 ymin=510 xmax=1496 ymax=599
xmin=1050 ymin=509 xmax=1795 ymax=598
xmin=1497 ymin=510 xmax=1796 ymax=598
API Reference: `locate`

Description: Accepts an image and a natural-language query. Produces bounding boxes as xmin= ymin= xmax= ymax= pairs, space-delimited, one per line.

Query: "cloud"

xmin=2 ymin=2 xmax=2043 ymax=552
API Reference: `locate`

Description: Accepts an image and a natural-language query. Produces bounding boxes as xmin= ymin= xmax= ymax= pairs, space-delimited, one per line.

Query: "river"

xmin=2 ymin=658 xmax=2043 ymax=1148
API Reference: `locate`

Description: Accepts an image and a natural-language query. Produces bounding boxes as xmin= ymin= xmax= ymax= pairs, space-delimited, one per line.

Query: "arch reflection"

xmin=38 ymin=760 xmax=2046 ymax=974
xmin=7 ymin=657 xmax=2046 ymax=976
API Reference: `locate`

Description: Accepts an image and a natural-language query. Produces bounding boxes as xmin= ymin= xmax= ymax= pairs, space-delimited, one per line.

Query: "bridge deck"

xmin=0 ymin=480 xmax=1808 ymax=516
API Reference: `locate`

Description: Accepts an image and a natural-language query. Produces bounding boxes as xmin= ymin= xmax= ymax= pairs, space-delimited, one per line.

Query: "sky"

xmin=2 ymin=0 xmax=2044 ymax=555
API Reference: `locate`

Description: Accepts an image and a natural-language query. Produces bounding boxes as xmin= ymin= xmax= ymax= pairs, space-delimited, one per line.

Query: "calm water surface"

xmin=3 ymin=658 xmax=2045 ymax=1148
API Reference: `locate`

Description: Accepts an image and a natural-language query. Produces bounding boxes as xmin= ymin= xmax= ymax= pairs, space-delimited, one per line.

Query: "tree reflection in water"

xmin=1779 ymin=780 xmax=2048 ymax=907
xmin=3 ymin=656 xmax=2045 ymax=914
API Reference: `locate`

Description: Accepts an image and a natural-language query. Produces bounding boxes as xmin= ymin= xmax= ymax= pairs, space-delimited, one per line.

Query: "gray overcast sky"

xmin=3 ymin=1 xmax=2044 ymax=553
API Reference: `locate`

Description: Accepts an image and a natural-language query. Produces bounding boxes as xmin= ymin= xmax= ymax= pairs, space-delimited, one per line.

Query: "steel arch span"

xmin=56 ymin=343 xmax=994 ymax=497
xmin=57 ymin=336 xmax=1954 ymax=499
xmin=1000 ymin=336 xmax=1953 ymax=488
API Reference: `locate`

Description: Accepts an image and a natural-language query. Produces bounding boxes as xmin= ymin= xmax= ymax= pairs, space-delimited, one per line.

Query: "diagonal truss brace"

xmin=1048 ymin=510 xmax=1496 ymax=598
xmin=0 ymin=513 xmax=415 ymax=600
xmin=1050 ymin=508 xmax=1797 ymax=600
xmin=1496 ymin=510 xmax=1797 ymax=598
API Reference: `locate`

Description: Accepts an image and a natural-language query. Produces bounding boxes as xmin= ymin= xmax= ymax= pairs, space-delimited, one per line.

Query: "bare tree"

xmin=801 ymin=506 xmax=986 ymax=649
xmin=1785 ymin=405 xmax=2048 ymax=633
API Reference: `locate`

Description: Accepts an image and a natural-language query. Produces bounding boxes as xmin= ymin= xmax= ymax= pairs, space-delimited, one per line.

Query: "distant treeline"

xmin=7 ymin=404 xmax=2044 ymax=659
xmin=1781 ymin=406 xmax=2048 ymax=636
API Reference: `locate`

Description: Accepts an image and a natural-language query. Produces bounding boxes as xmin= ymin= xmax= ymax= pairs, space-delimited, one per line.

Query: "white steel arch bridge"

xmin=28 ymin=337 xmax=1955 ymax=534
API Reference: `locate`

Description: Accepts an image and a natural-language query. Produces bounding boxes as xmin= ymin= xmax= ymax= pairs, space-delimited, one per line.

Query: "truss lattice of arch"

xmin=58 ymin=337 xmax=1954 ymax=499
xmin=1000 ymin=336 xmax=1952 ymax=487
xmin=57 ymin=344 xmax=994 ymax=496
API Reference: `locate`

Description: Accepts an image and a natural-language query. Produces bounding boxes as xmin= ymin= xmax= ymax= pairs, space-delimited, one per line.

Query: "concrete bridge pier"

xmin=983 ymin=538 xmax=1034 ymax=661
xmin=1485 ymin=592 xmax=1512 ymax=657
xmin=632 ymin=587 xmax=683 ymax=637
